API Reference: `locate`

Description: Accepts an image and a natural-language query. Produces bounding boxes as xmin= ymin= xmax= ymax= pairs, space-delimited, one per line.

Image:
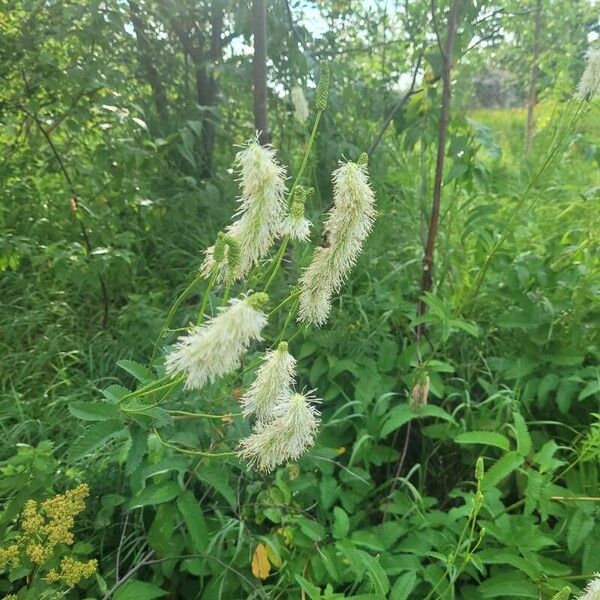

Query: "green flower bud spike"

xmin=475 ymin=457 xmax=484 ymax=482
xmin=357 ymin=152 xmax=368 ymax=166
xmin=213 ymin=232 xmax=227 ymax=265
xmin=315 ymin=62 xmax=331 ymax=111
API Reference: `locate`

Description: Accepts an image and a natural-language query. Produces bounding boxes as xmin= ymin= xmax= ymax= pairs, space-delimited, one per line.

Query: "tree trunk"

xmin=128 ymin=0 xmax=169 ymax=130
xmin=524 ymin=0 xmax=543 ymax=156
xmin=415 ymin=0 xmax=461 ymax=338
xmin=253 ymin=0 xmax=269 ymax=144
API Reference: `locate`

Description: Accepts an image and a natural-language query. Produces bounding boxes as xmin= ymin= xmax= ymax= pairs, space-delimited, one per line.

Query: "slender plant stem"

xmin=118 ymin=374 xmax=185 ymax=405
xmin=168 ymin=409 xmax=242 ymax=419
xmin=153 ymin=429 xmax=236 ymax=458
xmin=198 ymin=268 xmax=219 ymax=322
xmin=151 ymin=273 xmax=204 ymax=364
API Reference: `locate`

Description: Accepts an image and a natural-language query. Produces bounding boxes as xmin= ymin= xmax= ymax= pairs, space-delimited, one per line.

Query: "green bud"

xmin=247 ymin=292 xmax=269 ymax=310
xmin=357 ymin=152 xmax=368 ymax=166
xmin=473 ymin=490 xmax=484 ymax=512
xmin=213 ymin=232 xmax=227 ymax=264
xmin=277 ymin=341 xmax=288 ymax=353
xmin=478 ymin=526 xmax=486 ymax=539
xmin=475 ymin=457 xmax=484 ymax=482
xmin=315 ymin=62 xmax=331 ymax=111
xmin=550 ymin=587 xmax=571 ymax=600
xmin=224 ymin=235 xmax=241 ymax=270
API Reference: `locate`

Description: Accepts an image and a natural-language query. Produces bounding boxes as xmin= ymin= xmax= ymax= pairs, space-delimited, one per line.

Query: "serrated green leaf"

xmin=482 ymin=452 xmax=524 ymax=490
xmin=295 ymin=575 xmax=321 ymax=600
xmin=125 ymin=427 xmax=147 ymax=475
xmin=102 ymin=384 xmax=131 ymax=403
xmin=69 ymin=420 xmax=124 ymax=461
xmin=513 ymin=412 xmax=532 ymax=456
xmin=390 ymin=571 xmax=417 ymax=600
xmin=177 ymin=490 xmax=208 ymax=552
xmin=69 ymin=401 xmax=120 ymax=422
xmin=550 ymin=587 xmax=571 ymax=600
xmin=117 ymin=359 xmax=155 ymax=383
xmin=128 ymin=481 xmax=180 ymax=509
xmin=381 ymin=404 xmax=455 ymax=438
xmin=359 ymin=551 xmax=390 ymax=596
xmin=455 ymin=431 xmax=510 ymax=451
xmin=113 ymin=580 xmax=166 ymax=600
xmin=478 ymin=571 xmax=538 ymax=597
xmin=567 ymin=510 xmax=594 ymax=554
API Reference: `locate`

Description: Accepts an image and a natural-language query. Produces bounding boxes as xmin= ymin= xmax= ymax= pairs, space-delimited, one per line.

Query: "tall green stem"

xmin=262 ymin=109 xmax=322 ymax=292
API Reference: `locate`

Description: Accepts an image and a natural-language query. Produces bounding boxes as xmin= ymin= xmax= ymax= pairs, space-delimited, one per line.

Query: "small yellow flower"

xmin=26 ymin=542 xmax=47 ymax=564
xmin=58 ymin=556 xmax=98 ymax=587
xmin=0 ymin=544 xmax=20 ymax=569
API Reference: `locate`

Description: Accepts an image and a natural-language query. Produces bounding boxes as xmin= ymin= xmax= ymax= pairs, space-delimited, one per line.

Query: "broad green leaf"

xmin=381 ymin=404 xmax=455 ymax=438
xmin=117 ymin=359 xmax=154 ymax=383
xmin=177 ymin=490 xmax=208 ymax=552
xmin=578 ymin=379 xmax=600 ymax=401
xmin=114 ymin=580 xmax=167 ymax=600
xmin=359 ymin=551 xmax=390 ymax=596
xmin=478 ymin=572 xmax=538 ymax=597
xmin=128 ymin=481 xmax=180 ymax=509
xmin=513 ymin=412 xmax=532 ymax=456
xmin=455 ymin=431 xmax=510 ymax=451
xmin=69 ymin=420 xmax=124 ymax=461
xmin=567 ymin=510 xmax=595 ymax=554
xmin=332 ymin=506 xmax=350 ymax=540
xmin=482 ymin=452 xmax=524 ymax=490
xmin=69 ymin=401 xmax=120 ymax=422
xmin=390 ymin=571 xmax=418 ymax=600
xmin=295 ymin=575 xmax=321 ymax=600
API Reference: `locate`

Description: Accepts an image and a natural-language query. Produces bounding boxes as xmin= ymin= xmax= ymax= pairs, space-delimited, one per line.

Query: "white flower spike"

xmin=298 ymin=153 xmax=376 ymax=326
xmin=578 ymin=573 xmax=600 ymax=600
xmin=165 ymin=293 xmax=268 ymax=390
xmin=578 ymin=46 xmax=600 ymax=100
xmin=201 ymin=138 xmax=287 ymax=281
xmin=241 ymin=341 xmax=297 ymax=424
xmin=238 ymin=392 xmax=321 ymax=472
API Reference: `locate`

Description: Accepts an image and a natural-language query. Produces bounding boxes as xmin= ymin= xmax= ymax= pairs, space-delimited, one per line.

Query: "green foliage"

xmin=1 ymin=0 xmax=600 ymax=598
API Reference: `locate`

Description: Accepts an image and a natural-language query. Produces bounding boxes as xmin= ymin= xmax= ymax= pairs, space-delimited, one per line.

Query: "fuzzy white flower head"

xmin=241 ymin=341 xmax=297 ymax=423
xmin=201 ymin=138 xmax=287 ymax=281
xmin=281 ymin=186 xmax=312 ymax=242
xmin=165 ymin=293 xmax=268 ymax=390
xmin=578 ymin=574 xmax=600 ymax=600
xmin=238 ymin=392 xmax=321 ymax=472
xmin=578 ymin=46 xmax=600 ymax=100
xmin=298 ymin=153 xmax=376 ymax=326
xmin=291 ymin=85 xmax=310 ymax=123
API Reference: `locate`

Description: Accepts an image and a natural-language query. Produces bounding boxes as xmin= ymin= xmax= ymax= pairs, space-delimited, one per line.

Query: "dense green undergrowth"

xmin=1 ymin=1 xmax=600 ymax=597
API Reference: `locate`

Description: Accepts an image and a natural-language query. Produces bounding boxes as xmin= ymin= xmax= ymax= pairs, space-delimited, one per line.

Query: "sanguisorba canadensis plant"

xmin=74 ymin=63 xmax=378 ymax=475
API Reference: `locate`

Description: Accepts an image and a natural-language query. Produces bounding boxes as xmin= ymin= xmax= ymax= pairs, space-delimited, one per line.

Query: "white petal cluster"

xmin=201 ymin=139 xmax=287 ymax=281
xmin=298 ymin=156 xmax=376 ymax=326
xmin=282 ymin=213 xmax=312 ymax=242
xmin=578 ymin=46 xmax=600 ymax=99
xmin=165 ymin=293 xmax=268 ymax=390
xmin=291 ymin=85 xmax=310 ymax=123
xmin=238 ymin=392 xmax=321 ymax=472
xmin=578 ymin=574 xmax=600 ymax=600
xmin=241 ymin=342 xmax=296 ymax=423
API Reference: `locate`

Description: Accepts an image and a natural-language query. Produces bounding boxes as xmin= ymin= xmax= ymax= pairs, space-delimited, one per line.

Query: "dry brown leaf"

xmin=251 ymin=543 xmax=271 ymax=580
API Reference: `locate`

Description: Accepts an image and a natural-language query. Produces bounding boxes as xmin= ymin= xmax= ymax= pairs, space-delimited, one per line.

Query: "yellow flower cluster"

xmin=0 ymin=544 xmax=20 ymax=569
xmin=0 ymin=483 xmax=97 ymax=591
xmin=23 ymin=483 xmax=89 ymax=549
xmin=46 ymin=556 xmax=98 ymax=587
